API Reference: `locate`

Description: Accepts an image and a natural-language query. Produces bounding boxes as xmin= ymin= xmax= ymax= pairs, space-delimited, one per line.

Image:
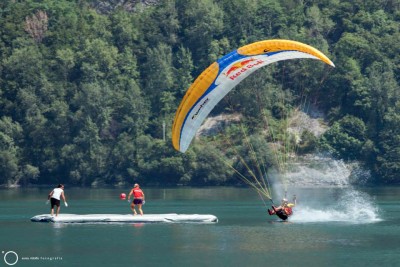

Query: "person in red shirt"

xmin=268 ymin=195 xmax=296 ymax=220
xmin=127 ymin=183 xmax=145 ymax=215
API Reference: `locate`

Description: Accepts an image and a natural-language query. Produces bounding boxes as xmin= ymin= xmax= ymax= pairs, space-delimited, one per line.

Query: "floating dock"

xmin=31 ymin=213 xmax=218 ymax=224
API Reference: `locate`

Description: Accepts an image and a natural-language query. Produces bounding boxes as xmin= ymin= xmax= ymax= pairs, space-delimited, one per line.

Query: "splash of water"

xmin=268 ymin=155 xmax=380 ymax=223
xmin=290 ymin=190 xmax=381 ymax=223
xmin=282 ymin=155 xmax=370 ymax=187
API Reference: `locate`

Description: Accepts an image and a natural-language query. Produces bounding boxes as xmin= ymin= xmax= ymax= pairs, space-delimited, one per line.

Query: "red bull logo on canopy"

xmin=223 ymin=58 xmax=265 ymax=80
xmin=224 ymin=58 xmax=265 ymax=81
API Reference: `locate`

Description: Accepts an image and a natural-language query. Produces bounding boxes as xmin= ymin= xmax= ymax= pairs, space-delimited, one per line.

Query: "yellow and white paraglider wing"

xmin=172 ymin=39 xmax=334 ymax=153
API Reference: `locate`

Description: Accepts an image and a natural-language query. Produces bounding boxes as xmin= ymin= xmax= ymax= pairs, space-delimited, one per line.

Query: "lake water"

xmin=0 ymin=186 xmax=399 ymax=267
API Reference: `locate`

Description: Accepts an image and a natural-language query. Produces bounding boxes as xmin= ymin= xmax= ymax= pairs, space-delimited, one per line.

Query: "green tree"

xmin=377 ymin=103 xmax=400 ymax=183
xmin=110 ymin=10 xmax=139 ymax=51
xmin=142 ymin=43 xmax=175 ymax=114
xmin=174 ymin=45 xmax=194 ymax=98
xmin=0 ymin=117 xmax=23 ymax=185
xmin=320 ymin=115 xmax=371 ymax=160
xmin=178 ymin=0 xmax=224 ymax=68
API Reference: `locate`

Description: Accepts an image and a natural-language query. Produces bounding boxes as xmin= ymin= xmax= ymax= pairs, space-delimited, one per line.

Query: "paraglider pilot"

xmin=268 ymin=195 xmax=296 ymax=220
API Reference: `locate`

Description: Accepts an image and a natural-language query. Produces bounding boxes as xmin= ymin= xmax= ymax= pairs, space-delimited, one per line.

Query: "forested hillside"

xmin=0 ymin=0 xmax=399 ymax=186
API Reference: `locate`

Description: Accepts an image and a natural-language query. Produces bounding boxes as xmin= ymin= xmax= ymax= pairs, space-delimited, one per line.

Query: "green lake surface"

xmin=0 ymin=186 xmax=399 ymax=267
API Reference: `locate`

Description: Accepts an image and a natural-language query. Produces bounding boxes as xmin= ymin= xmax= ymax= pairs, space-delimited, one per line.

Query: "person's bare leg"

xmin=268 ymin=209 xmax=275 ymax=215
xmin=51 ymin=208 xmax=54 ymax=216
xmin=138 ymin=204 xmax=143 ymax=215
xmin=273 ymin=206 xmax=282 ymax=212
xmin=56 ymin=206 xmax=60 ymax=216
xmin=131 ymin=203 xmax=137 ymax=215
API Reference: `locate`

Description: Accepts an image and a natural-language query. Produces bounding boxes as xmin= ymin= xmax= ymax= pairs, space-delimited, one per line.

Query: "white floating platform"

xmin=31 ymin=213 xmax=218 ymax=224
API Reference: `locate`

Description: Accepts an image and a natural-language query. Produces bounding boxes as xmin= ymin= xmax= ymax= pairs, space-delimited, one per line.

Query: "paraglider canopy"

xmin=172 ymin=39 xmax=334 ymax=153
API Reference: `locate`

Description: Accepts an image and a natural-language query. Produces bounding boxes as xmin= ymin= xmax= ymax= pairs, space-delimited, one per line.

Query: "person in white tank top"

xmin=48 ymin=184 xmax=68 ymax=216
